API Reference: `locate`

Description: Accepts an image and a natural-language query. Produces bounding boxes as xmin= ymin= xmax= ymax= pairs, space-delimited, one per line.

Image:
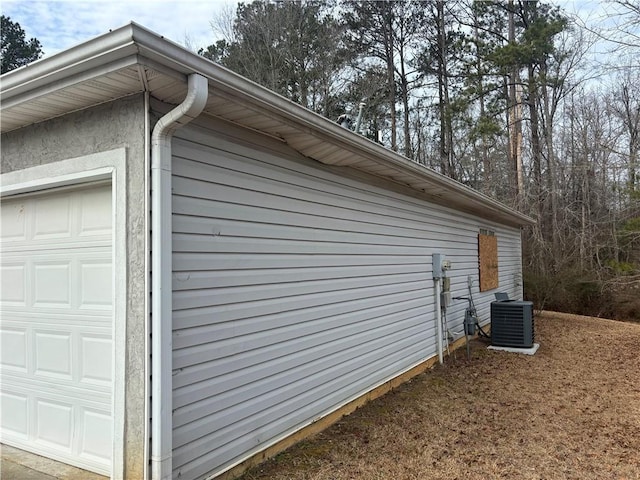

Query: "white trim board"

xmin=1 ymin=148 xmax=127 ymax=479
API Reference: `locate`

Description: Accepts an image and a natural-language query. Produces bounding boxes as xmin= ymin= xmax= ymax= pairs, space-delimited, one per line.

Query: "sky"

xmin=1 ymin=0 xmax=233 ymax=57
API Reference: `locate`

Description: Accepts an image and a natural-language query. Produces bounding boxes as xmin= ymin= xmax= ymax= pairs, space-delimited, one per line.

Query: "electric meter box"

xmin=432 ymin=253 xmax=451 ymax=279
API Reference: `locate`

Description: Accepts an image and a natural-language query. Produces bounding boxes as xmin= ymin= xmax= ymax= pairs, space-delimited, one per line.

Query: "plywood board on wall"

xmin=479 ymin=234 xmax=498 ymax=291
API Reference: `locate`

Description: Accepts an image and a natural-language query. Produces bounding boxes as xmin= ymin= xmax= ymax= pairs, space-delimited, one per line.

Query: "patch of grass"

xmin=293 ymin=441 xmax=334 ymax=459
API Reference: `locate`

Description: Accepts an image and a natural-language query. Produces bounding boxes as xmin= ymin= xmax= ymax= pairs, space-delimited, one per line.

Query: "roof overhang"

xmin=1 ymin=22 xmax=534 ymax=228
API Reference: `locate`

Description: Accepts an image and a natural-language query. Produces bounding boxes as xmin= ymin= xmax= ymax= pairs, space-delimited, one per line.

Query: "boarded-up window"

xmin=478 ymin=233 xmax=498 ymax=291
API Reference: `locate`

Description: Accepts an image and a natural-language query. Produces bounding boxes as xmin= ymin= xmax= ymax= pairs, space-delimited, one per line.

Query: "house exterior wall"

xmin=1 ymin=95 xmax=148 ymax=479
xmin=169 ymin=115 xmax=524 ymax=480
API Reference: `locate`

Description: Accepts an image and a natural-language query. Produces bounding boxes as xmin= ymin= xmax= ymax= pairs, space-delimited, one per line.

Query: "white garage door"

xmin=0 ymin=184 xmax=113 ymax=476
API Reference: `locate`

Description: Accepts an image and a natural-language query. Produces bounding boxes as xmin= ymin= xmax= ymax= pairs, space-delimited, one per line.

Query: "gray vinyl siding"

xmin=170 ymin=118 xmax=523 ymax=480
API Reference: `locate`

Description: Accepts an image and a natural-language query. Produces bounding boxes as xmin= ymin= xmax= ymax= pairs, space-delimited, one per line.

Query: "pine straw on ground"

xmin=239 ymin=312 xmax=640 ymax=480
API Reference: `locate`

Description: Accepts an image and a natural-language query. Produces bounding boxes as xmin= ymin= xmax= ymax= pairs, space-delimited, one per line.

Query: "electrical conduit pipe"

xmin=151 ymin=73 xmax=208 ymax=480
xmin=434 ymin=278 xmax=443 ymax=364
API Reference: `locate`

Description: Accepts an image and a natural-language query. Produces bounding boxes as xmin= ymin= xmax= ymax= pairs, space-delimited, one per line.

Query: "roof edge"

xmin=1 ymin=24 xmax=140 ymax=99
xmin=126 ymin=25 xmax=535 ymax=227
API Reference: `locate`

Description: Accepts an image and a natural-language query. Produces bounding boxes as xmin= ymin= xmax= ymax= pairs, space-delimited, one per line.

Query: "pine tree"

xmin=1 ymin=16 xmax=42 ymax=74
xmin=200 ymin=1 xmax=353 ymax=120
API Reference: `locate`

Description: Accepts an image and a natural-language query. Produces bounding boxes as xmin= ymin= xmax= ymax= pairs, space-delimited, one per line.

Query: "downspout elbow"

xmin=151 ymin=74 xmax=209 ymax=171
xmin=152 ymin=74 xmax=209 ymax=147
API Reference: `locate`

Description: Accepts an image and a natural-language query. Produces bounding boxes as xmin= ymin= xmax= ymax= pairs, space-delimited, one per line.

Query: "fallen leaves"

xmin=240 ymin=312 xmax=640 ymax=480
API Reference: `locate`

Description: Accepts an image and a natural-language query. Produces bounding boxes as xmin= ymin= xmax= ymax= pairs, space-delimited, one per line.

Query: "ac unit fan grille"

xmin=490 ymin=301 xmax=534 ymax=348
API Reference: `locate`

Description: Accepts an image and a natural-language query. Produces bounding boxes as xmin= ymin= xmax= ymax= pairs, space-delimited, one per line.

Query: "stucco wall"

xmin=1 ymin=94 xmax=148 ymax=479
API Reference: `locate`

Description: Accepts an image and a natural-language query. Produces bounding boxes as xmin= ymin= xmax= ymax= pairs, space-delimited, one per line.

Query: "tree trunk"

xmin=436 ymin=0 xmax=454 ymax=178
xmin=528 ymin=65 xmax=543 ymax=222
xmin=622 ymin=85 xmax=639 ymax=193
xmin=384 ymin=7 xmax=397 ymax=151
xmin=474 ymin=16 xmax=490 ymax=194
xmin=399 ymin=51 xmax=412 ymax=158
xmin=508 ymin=1 xmax=524 ymax=204
xmin=541 ymin=61 xmax=560 ymax=262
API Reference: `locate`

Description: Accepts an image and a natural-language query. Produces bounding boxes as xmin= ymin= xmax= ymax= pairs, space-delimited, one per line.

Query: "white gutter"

xmin=150 ymin=73 xmax=208 ymax=480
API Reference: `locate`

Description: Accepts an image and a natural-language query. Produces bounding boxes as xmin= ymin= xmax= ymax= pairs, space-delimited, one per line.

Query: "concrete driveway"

xmin=1 ymin=445 xmax=107 ymax=480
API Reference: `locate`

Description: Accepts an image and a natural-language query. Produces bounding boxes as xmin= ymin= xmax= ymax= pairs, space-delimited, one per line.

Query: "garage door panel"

xmin=0 ymin=264 xmax=26 ymax=304
xmin=80 ymin=407 xmax=112 ymax=462
xmin=2 ymin=372 xmax=111 ymax=402
xmin=78 ymin=188 xmax=112 ymax=237
xmin=0 ymin=185 xmax=112 ymax=475
xmin=1 ymin=239 xmax=112 ymax=254
xmin=2 ymin=252 xmax=111 ymax=310
xmin=35 ymin=399 xmax=74 ymax=449
xmin=1 ymin=190 xmax=111 ymax=247
xmin=1 ymin=312 xmax=112 ymax=329
xmin=33 ymin=195 xmax=72 ymax=240
xmin=1 ymin=327 xmax=27 ymax=370
xmin=34 ymin=330 xmax=72 ymax=379
xmin=79 ymin=334 xmax=112 ymax=385
xmin=0 ymin=201 xmax=27 ymax=240
xmin=33 ymin=261 xmax=72 ymax=308
xmin=0 ymin=391 xmax=29 ymax=437
xmin=79 ymin=260 xmax=112 ymax=309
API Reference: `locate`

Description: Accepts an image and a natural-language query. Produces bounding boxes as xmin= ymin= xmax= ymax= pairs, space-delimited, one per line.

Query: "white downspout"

xmin=150 ymin=73 xmax=208 ymax=480
xmin=143 ymin=89 xmax=151 ymax=480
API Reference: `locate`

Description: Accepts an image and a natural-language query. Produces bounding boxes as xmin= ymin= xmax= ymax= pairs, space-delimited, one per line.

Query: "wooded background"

xmin=198 ymin=0 xmax=639 ymax=320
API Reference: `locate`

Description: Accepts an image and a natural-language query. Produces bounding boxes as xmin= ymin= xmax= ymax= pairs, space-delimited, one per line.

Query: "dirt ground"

xmin=239 ymin=312 xmax=640 ymax=480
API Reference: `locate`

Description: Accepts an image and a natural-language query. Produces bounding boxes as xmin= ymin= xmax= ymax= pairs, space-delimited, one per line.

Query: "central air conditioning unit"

xmin=490 ymin=299 xmax=534 ymax=348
